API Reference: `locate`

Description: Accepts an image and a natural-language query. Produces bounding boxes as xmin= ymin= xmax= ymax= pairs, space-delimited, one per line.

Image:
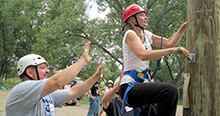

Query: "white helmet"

xmin=17 ymin=54 xmax=47 ymax=76
xmin=108 ymin=80 xmax=113 ymax=84
xmin=114 ymin=77 xmax=120 ymax=86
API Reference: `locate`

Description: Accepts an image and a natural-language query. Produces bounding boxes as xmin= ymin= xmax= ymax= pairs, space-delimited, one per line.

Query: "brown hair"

xmin=124 ymin=17 xmax=135 ymax=31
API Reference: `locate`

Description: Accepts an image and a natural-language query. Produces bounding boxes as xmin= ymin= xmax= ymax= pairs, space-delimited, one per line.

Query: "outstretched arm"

xmin=100 ymin=87 xmax=105 ymax=95
xmin=40 ymin=41 xmax=92 ymax=99
xmin=102 ymin=82 xmax=120 ymax=109
xmin=102 ymin=70 xmax=123 ymax=109
xmin=152 ymin=22 xmax=187 ymax=48
xmin=66 ymin=58 xmax=103 ymax=102
xmin=126 ymin=22 xmax=189 ymax=61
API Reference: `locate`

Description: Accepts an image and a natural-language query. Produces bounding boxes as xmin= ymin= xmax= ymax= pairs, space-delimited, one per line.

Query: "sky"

xmin=85 ymin=0 xmax=110 ymax=20
xmin=84 ymin=1 xmax=123 ymax=70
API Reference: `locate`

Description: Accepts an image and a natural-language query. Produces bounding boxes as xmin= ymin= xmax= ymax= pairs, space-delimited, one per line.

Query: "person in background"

xmin=64 ymin=82 xmax=72 ymax=105
xmin=64 ymin=83 xmax=71 ymax=89
xmin=6 ymin=41 xmax=103 ymax=116
xmin=102 ymin=70 xmax=135 ymax=116
xmin=99 ymin=80 xmax=113 ymax=116
xmin=87 ymin=75 xmax=102 ymax=116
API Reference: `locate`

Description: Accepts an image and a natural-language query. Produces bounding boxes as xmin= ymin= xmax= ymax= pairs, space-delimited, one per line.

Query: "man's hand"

xmin=82 ymin=41 xmax=92 ymax=63
xmin=93 ymin=57 xmax=103 ymax=80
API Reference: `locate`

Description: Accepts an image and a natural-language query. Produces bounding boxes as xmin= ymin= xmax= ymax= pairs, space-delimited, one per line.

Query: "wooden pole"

xmin=184 ymin=0 xmax=220 ymax=115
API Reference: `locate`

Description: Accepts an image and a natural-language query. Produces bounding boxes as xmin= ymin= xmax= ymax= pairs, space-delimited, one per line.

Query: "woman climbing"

xmin=119 ymin=4 xmax=189 ymax=116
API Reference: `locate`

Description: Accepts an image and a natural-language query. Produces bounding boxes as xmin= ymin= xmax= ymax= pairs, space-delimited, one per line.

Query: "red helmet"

xmin=123 ymin=4 xmax=147 ymax=24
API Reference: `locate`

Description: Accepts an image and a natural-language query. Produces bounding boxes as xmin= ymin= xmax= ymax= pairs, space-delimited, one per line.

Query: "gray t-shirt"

xmin=6 ymin=79 xmax=69 ymax=116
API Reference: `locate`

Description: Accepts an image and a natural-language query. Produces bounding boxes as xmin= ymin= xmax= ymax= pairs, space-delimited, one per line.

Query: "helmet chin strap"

xmin=134 ymin=15 xmax=146 ymax=42
xmin=35 ymin=66 xmax=40 ymax=80
xmin=134 ymin=14 xmax=144 ymax=30
xmin=24 ymin=66 xmax=40 ymax=80
xmin=24 ymin=73 xmax=34 ymax=80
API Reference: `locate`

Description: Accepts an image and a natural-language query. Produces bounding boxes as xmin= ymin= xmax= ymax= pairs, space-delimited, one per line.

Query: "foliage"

xmin=0 ymin=0 xmax=17 ymax=80
xmin=0 ymin=0 xmax=187 ymax=91
xmin=0 ymin=79 xmax=21 ymax=89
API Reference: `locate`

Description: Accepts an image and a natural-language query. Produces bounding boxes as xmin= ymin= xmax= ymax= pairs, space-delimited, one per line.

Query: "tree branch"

xmin=105 ymin=0 xmax=120 ymax=13
xmin=164 ymin=57 xmax=174 ymax=80
xmin=51 ymin=0 xmax=62 ymax=21
xmin=146 ymin=0 xmax=158 ymax=10
xmin=172 ymin=62 xmax=185 ymax=85
xmin=72 ymin=29 xmax=123 ymax=65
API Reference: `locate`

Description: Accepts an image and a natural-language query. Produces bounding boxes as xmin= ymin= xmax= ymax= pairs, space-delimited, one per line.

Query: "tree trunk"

xmin=184 ymin=0 xmax=220 ymax=116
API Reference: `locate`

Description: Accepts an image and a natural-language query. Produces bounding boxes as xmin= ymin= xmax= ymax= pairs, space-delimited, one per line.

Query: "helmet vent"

xmin=17 ymin=54 xmax=47 ymax=76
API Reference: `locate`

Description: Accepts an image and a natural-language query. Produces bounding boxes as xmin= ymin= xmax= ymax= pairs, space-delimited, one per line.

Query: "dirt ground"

xmin=0 ymin=90 xmax=183 ymax=116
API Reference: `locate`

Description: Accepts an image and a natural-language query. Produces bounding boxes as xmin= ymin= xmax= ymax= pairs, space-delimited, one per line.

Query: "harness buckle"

xmin=137 ymin=72 xmax=144 ymax=78
xmin=128 ymin=82 xmax=134 ymax=87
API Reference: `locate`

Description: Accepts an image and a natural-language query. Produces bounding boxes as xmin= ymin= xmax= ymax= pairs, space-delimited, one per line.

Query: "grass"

xmin=178 ymin=99 xmax=183 ymax=105
xmin=0 ymin=79 xmax=21 ymax=90
xmin=79 ymin=95 xmax=90 ymax=104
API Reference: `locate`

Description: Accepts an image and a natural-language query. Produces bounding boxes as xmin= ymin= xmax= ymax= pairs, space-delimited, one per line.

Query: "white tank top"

xmin=121 ymin=30 xmax=153 ymax=85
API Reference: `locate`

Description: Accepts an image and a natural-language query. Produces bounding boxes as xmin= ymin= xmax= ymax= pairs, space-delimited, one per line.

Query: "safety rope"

xmin=151 ymin=0 xmax=166 ymax=79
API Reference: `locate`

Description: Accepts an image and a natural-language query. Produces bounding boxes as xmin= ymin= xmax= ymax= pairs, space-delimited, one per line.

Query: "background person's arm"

xmin=66 ymin=58 xmax=103 ymax=102
xmin=102 ymin=82 xmax=120 ymax=109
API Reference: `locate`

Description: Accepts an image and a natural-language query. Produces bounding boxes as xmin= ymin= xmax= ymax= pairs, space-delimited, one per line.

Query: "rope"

xmin=160 ymin=0 xmax=166 ymax=49
xmin=151 ymin=0 xmax=166 ymax=79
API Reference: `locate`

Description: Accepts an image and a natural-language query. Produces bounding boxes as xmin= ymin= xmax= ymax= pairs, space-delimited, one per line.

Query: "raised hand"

xmin=93 ymin=57 xmax=103 ymax=80
xmin=82 ymin=41 xmax=92 ymax=63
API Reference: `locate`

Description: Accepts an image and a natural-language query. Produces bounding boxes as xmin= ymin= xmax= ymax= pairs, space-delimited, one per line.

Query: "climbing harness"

xmin=121 ymin=69 xmax=152 ymax=116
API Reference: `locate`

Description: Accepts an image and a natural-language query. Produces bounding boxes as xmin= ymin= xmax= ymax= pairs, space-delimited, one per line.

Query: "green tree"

xmin=0 ymin=0 xmax=187 ymax=90
xmin=0 ymin=0 xmax=17 ymax=80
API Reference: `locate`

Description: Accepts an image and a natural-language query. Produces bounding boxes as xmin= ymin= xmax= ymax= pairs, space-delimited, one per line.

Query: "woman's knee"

xmin=165 ymin=83 xmax=178 ymax=101
xmin=168 ymin=83 xmax=178 ymax=94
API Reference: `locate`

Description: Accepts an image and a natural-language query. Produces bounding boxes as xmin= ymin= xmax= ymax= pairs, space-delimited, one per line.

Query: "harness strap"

xmin=122 ymin=69 xmax=153 ymax=115
xmin=121 ymin=82 xmax=136 ymax=114
xmin=124 ymin=68 xmax=151 ymax=83
xmin=89 ymin=94 xmax=99 ymax=105
xmin=135 ymin=105 xmax=152 ymax=116
xmin=121 ymin=81 xmax=152 ymax=116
